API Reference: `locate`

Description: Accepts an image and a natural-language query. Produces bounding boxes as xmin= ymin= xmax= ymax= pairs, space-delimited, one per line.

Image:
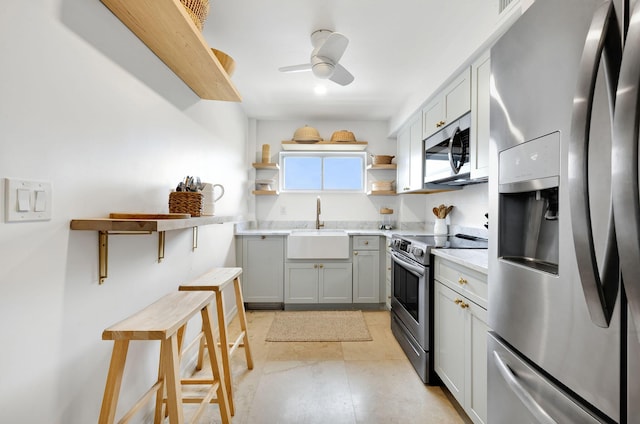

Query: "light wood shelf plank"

xmin=100 ymin=0 xmax=241 ymax=101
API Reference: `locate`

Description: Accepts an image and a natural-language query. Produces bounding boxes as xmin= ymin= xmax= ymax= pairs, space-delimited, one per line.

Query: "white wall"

xmin=0 ymin=1 xmax=249 ymax=423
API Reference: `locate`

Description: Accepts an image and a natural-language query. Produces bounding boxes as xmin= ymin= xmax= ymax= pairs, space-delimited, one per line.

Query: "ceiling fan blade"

xmin=316 ymin=32 xmax=349 ymax=63
xmin=329 ymin=64 xmax=354 ymax=86
xmin=279 ymin=64 xmax=312 ymax=73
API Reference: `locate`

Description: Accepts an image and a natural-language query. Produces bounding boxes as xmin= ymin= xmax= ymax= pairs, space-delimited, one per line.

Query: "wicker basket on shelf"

xmin=169 ymin=191 xmax=203 ymax=217
xmin=180 ymin=0 xmax=209 ymax=31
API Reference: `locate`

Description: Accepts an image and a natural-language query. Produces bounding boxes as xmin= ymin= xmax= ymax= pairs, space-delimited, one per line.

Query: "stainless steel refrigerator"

xmin=488 ymin=0 xmax=640 ymax=422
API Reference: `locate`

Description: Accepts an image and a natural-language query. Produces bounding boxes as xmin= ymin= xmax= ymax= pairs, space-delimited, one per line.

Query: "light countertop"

xmin=431 ymin=248 xmax=488 ymax=274
xmin=235 ymin=228 xmax=432 ymax=238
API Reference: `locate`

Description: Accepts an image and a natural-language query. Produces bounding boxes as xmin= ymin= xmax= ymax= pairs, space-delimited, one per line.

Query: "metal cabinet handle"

xmin=613 ymin=0 xmax=640 ymax=341
xmin=364 ymin=241 xmax=369 ymax=245
xmin=319 ymin=264 xmax=324 ymax=268
xmin=454 ymin=298 xmax=462 ymax=304
xmin=354 ymin=251 xmax=359 ymax=256
xmin=314 ymin=264 xmax=318 ymax=268
xmin=261 ymin=235 xmax=266 ymax=240
xmin=436 ymin=120 xmax=446 ymax=128
xmin=493 ymin=351 xmax=557 ymax=424
xmin=568 ymin=0 xmax=621 ymax=327
xmin=458 ymin=277 xmax=468 ymax=285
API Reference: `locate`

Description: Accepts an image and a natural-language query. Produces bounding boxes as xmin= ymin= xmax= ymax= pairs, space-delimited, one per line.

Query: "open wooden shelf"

xmin=71 ymin=215 xmax=220 ymax=284
xmin=367 ymin=164 xmax=397 ymax=170
xmin=367 ymin=190 xmax=397 ymax=196
xmin=252 ymin=163 xmax=280 ymax=170
xmin=252 ymin=190 xmax=279 ymax=195
xmin=100 ymin=0 xmax=241 ymax=101
xmin=281 ymin=141 xmax=368 ymax=151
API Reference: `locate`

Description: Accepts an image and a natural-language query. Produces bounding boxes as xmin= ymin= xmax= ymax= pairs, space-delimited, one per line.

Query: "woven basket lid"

xmin=293 ymin=125 xmax=322 ymax=142
xmin=330 ymin=130 xmax=356 ymax=142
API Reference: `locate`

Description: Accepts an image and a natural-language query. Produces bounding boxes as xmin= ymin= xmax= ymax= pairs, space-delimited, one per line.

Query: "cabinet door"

xmin=396 ymin=122 xmax=411 ymax=193
xmin=422 ymin=97 xmax=443 ymax=139
xmin=466 ymin=301 xmax=488 ymax=424
xmin=353 ymin=250 xmax=380 ymax=303
xmin=284 ymin=263 xmax=318 ymax=303
xmin=443 ymin=68 xmax=471 ymax=123
xmin=471 ymin=50 xmax=490 ymax=180
xmin=318 ymin=263 xmax=353 ymax=303
xmin=408 ymin=117 xmax=424 ymax=191
xmin=242 ymin=236 xmax=284 ymax=302
xmin=434 ymin=281 xmax=466 ymax=405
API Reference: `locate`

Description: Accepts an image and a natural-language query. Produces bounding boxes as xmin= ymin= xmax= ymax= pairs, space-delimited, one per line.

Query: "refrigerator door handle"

xmin=568 ymin=0 xmax=622 ymax=327
xmin=613 ymin=0 xmax=640 ymax=341
xmin=493 ymin=351 xmax=557 ymax=424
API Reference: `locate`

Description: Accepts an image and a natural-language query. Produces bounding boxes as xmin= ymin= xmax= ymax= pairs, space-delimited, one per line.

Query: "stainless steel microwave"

xmin=424 ymin=112 xmax=471 ymax=186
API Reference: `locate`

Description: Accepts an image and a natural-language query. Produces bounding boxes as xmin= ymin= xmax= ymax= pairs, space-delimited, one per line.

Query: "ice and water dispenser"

xmin=498 ymin=133 xmax=560 ymax=274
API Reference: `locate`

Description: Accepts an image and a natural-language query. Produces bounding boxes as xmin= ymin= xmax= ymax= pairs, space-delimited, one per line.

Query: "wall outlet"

xmin=4 ymin=178 xmax=52 ymax=222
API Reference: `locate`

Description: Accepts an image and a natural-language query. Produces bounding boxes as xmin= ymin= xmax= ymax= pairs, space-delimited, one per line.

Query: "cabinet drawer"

xmin=353 ymin=236 xmax=379 ymax=250
xmin=434 ymin=257 xmax=487 ymax=308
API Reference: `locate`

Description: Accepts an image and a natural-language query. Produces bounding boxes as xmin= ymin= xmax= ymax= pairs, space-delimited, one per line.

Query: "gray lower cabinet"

xmin=240 ymin=235 xmax=284 ymax=303
xmin=434 ymin=256 xmax=488 ymax=424
xmin=285 ymin=261 xmax=352 ymax=304
xmin=353 ymin=236 xmax=380 ymax=303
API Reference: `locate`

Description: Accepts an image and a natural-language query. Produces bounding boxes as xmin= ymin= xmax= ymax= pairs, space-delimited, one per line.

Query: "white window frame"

xmin=279 ymin=151 xmax=367 ymax=193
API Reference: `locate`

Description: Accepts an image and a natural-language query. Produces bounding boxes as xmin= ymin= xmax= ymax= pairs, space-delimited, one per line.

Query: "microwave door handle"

xmin=492 ymin=352 xmax=558 ymax=424
xmin=568 ymin=0 xmax=621 ymax=328
xmin=613 ymin=0 xmax=640 ymax=341
xmin=447 ymin=126 xmax=462 ymax=174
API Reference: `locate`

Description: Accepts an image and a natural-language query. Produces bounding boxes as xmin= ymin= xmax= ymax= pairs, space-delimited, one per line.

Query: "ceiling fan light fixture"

xmin=312 ymin=61 xmax=334 ymax=79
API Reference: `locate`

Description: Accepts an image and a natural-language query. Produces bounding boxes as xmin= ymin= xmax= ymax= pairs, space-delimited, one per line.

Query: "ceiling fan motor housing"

xmin=311 ymin=55 xmax=335 ymax=78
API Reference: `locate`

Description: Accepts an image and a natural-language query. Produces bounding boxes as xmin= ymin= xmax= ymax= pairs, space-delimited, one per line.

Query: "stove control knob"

xmin=413 ymin=248 xmax=424 ymax=257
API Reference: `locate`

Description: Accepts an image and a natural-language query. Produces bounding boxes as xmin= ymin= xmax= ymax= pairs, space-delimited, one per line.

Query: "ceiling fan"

xmin=278 ymin=29 xmax=355 ymax=86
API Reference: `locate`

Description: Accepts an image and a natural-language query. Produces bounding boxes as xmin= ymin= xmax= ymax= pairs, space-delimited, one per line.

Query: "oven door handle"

xmin=391 ymin=251 xmax=425 ymax=277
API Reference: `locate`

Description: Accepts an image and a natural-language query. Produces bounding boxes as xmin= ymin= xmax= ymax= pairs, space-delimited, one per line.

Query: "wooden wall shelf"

xmin=100 ymin=0 xmax=241 ymax=101
xmin=70 ymin=216 xmax=220 ymax=284
xmin=252 ymin=163 xmax=279 ymax=170
xmin=281 ymin=141 xmax=368 ymax=151
xmin=367 ymin=190 xmax=397 ymax=196
xmin=367 ymin=164 xmax=397 ymax=170
xmin=252 ymin=190 xmax=278 ymax=195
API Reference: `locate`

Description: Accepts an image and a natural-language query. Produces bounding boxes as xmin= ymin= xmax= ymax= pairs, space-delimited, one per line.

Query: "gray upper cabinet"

xmin=396 ymin=113 xmax=424 ymax=193
xmin=422 ymin=68 xmax=471 ymax=140
xmin=470 ymin=50 xmax=490 ymax=180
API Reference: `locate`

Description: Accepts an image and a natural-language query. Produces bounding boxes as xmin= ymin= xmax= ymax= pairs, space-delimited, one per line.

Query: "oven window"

xmin=393 ymin=260 xmax=419 ymax=321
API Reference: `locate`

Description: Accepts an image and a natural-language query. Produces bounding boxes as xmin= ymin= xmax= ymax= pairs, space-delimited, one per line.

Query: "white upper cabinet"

xmin=422 ymin=68 xmax=471 ymax=140
xmin=470 ymin=50 xmax=491 ymax=180
xmin=396 ymin=113 xmax=424 ymax=192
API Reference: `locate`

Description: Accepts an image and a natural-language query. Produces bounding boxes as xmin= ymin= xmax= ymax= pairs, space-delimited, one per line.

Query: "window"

xmin=280 ymin=152 xmax=365 ymax=192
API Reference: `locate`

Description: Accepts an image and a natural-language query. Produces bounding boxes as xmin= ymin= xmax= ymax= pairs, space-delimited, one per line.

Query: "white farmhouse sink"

xmin=287 ymin=230 xmax=350 ymax=259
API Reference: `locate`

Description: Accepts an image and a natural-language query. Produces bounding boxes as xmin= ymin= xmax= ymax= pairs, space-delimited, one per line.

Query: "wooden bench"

xmin=179 ymin=267 xmax=254 ymax=416
xmin=98 ymin=291 xmax=231 ymax=424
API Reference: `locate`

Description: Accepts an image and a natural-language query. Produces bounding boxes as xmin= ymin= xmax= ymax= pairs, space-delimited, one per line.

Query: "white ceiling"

xmin=204 ymin=0 xmax=521 ymax=127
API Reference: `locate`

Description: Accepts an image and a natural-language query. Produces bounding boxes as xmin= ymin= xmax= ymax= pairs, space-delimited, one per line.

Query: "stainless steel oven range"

xmin=390 ymin=234 xmax=438 ymax=384
xmin=390 ymin=233 xmax=488 ymax=384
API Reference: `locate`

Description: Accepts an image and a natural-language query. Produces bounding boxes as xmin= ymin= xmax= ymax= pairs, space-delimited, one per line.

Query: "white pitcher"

xmin=201 ymin=183 xmax=225 ymax=216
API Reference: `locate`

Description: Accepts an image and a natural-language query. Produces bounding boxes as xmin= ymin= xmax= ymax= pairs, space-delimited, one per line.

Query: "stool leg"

xmin=99 ymin=340 xmax=130 ymax=424
xmin=234 ymin=276 xmax=254 ymax=369
xmin=214 ymin=291 xmax=235 ymax=416
xmin=161 ymin=334 xmax=184 ymax=424
xmin=202 ymin=304 xmax=232 ymax=424
xmin=196 ymin=331 xmax=206 ymax=371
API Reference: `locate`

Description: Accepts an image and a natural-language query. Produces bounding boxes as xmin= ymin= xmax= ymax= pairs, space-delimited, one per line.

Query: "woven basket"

xmin=372 ymin=181 xmax=394 ymax=191
xmin=169 ymin=192 xmax=203 ymax=217
xmin=180 ymin=0 xmax=209 ymax=31
xmin=330 ymin=130 xmax=356 ymax=142
xmin=372 ymin=155 xmax=395 ymax=165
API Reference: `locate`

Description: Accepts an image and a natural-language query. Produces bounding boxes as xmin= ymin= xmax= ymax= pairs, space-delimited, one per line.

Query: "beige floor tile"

xmin=191 ymin=310 xmax=466 ymax=424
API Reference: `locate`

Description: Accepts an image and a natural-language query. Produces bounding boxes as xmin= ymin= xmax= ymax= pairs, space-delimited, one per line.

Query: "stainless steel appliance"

xmin=390 ymin=233 xmax=487 ymax=384
xmin=489 ymin=0 xmax=640 ymax=422
xmin=424 ymin=112 xmax=472 ymax=186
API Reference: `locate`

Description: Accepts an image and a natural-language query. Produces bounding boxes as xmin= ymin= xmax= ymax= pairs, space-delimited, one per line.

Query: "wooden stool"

xmin=179 ymin=267 xmax=254 ymax=416
xmin=98 ymin=291 xmax=231 ymax=424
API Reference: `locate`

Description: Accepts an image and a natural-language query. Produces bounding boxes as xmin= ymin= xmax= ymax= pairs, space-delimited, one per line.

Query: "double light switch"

xmin=5 ymin=178 xmax=52 ymax=222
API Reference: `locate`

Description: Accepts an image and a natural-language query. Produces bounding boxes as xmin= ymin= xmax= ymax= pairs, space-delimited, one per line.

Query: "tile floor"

xmin=187 ymin=310 xmax=466 ymax=424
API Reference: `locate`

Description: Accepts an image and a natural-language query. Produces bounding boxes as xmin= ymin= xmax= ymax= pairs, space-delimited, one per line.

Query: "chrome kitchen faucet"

xmin=316 ymin=196 xmax=324 ymax=230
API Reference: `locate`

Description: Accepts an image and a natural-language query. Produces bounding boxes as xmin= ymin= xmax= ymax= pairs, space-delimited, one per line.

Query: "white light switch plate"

xmin=5 ymin=178 xmax=52 ymax=222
